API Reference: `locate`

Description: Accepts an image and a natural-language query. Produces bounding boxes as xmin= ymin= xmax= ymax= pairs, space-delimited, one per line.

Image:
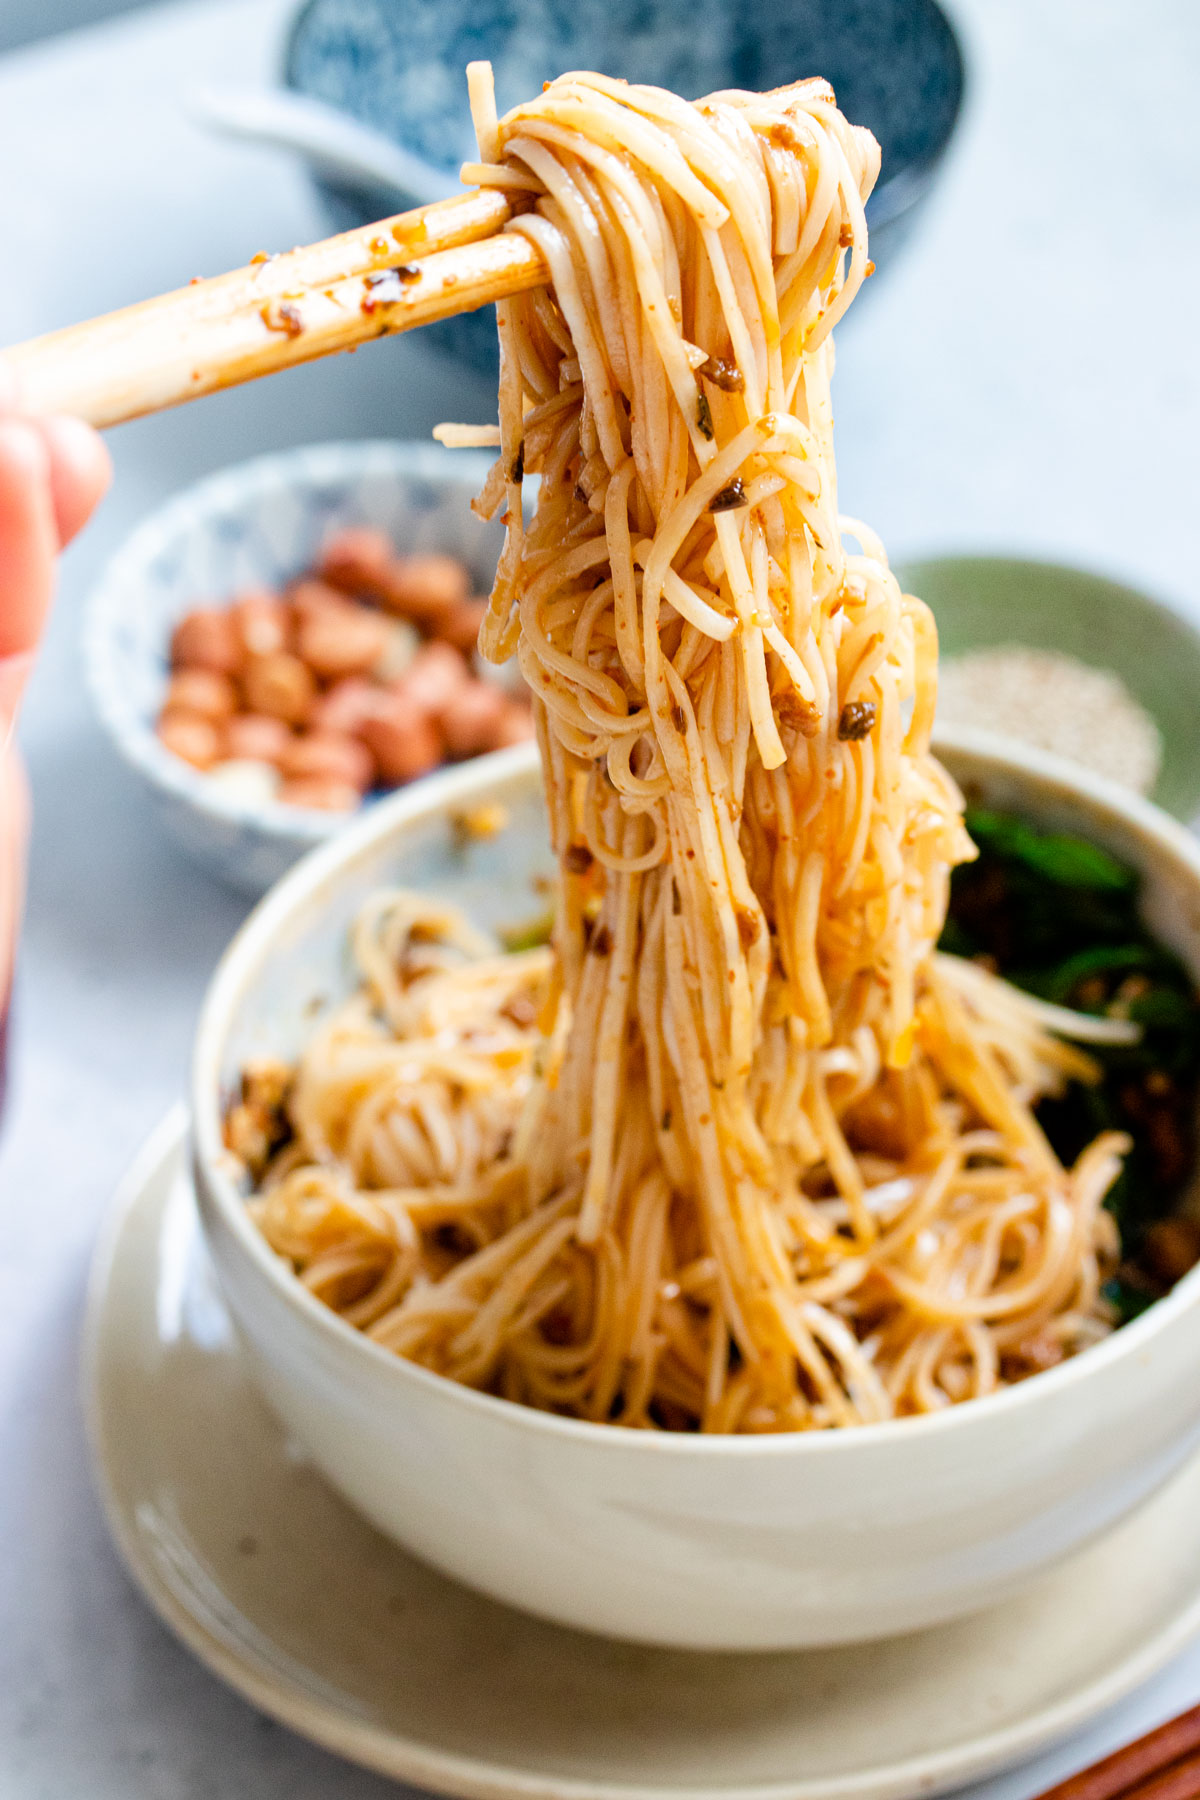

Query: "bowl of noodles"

xmin=187 ymin=65 xmax=1200 ymax=1650
xmin=191 ymin=727 xmax=1200 ymax=1651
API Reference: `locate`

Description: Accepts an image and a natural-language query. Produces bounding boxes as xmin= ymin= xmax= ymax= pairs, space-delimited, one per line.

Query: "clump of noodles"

xmin=240 ymin=68 xmax=1127 ymax=1430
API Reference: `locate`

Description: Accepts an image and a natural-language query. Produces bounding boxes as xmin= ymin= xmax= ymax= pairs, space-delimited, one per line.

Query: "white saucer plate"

xmin=84 ymin=1111 xmax=1200 ymax=1800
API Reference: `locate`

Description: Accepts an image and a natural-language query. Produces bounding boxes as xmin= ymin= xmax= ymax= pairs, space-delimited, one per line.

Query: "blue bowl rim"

xmin=281 ymin=0 xmax=966 ymax=229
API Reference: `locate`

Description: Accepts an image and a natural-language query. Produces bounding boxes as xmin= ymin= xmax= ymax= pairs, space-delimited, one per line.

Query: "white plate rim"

xmin=81 ymin=1110 xmax=1200 ymax=1800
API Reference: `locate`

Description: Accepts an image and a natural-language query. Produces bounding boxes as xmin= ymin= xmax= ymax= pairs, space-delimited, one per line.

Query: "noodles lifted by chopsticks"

xmin=242 ymin=67 xmax=1127 ymax=1431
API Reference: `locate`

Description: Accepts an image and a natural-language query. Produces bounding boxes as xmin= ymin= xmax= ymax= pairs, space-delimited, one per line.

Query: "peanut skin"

xmin=360 ymin=701 xmax=443 ymax=786
xmin=310 ymin=677 xmax=387 ymax=738
xmin=158 ymin=709 xmax=222 ymax=770
xmin=278 ymin=775 xmax=362 ymax=812
xmin=280 ymin=730 xmax=374 ymax=792
xmin=438 ymin=596 xmax=489 ymax=654
xmin=398 ymin=641 xmax=470 ymax=724
xmin=223 ymin=712 xmax=293 ymax=766
xmin=296 ymin=601 xmax=389 ymax=682
xmin=158 ymin=535 xmax=506 ymax=801
xmin=380 ymin=554 xmax=471 ymax=629
xmin=320 ymin=527 xmax=470 ymax=628
xmin=233 ymin=589 xmax=290 ymax=659
xmin=317 ymin=526 xmax=395 ymax=597
xmin=164 ymin=668 xmax=238 ymax=722
xmin=288 ymin=576 xmax=355 ymax=621
xmin=170 ymin=608 xmax=244 ymax=677
xmin=242 ymin=652 xmax=316 ymax=726
xmin=441 ymin=681 xmax=510 ymax=758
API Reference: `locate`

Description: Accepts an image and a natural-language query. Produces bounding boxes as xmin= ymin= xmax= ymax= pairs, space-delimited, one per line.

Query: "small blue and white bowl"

xmin=85 ymin=440 xmax=501 ymax=898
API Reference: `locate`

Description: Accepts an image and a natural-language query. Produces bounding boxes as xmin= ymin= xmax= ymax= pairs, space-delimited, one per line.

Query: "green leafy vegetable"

xmin=965 ymin=810 xmax=1135 ymax=892
xmin=1032 ymin=943 xmax=1157 ymax=1005
xmin=1100 ymin=1276 xmax=1160 ymax=1325
xmin=941 ymin=808 xmax=1200 ymax=1301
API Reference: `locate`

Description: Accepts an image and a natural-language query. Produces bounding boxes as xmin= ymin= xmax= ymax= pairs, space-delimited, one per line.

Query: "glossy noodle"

xmin=238 ymin=68 xmax=1128 ymax=1430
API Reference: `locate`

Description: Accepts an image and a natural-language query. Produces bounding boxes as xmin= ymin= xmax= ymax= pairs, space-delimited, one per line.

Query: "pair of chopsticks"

xmin=1038 ymin=1704 xmax=1200 ymax=1800
xmin=0 ymin=187 xmax=547 ymax=429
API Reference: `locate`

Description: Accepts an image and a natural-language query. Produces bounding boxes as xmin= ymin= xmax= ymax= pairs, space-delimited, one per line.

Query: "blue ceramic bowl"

xmin=283 ymin=0 xmax=965 ymax=372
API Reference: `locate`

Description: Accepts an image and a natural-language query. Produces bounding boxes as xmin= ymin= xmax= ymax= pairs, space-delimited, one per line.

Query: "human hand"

xmin=0 ymin=367 xmax=111 ymax=734
xmin=0 ymin=374 xmax=111 ymax=1084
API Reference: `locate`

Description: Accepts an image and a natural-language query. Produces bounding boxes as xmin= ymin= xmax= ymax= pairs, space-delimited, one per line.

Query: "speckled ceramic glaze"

xmin=84 ymin=440 xmax=498 ymax=897
xmin=284 ymin=0 xmax=965 ymax=369
xmin=191 ymin=731 xmax=1200 ymax=1651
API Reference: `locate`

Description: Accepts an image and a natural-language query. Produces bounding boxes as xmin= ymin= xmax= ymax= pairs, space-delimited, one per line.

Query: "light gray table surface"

xmin=2 ymin=1 xmax=1199 ymax=1794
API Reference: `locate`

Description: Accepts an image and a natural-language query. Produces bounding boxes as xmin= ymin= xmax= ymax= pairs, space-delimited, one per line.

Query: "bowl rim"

xmin=280 ymin=0 xmax=965 ymax=229
xmin=893 ymin=549 xmax=1200 ymax=823
xmin=192 ymin=725 xmax=1200 ymax=1455
xmin=894 ymin=548 xmax=1200 ymax=644
xmin=83 ymin=436 xmax=494 ymax=846
xmin=896 ymin=547 xmax=1200 ymax=608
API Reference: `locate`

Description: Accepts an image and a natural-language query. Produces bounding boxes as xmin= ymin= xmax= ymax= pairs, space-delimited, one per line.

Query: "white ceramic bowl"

xmin=191 ymin=728 xmax=1200 ymax=1651
xmin=85 ymin=439 xmax=499 ymax=897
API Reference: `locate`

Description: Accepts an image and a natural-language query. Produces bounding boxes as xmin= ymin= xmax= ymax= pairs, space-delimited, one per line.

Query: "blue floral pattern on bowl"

xmin=284 ymin=0 xmax=964 ymax=371
xmin=85 ymin=440 xmax=501 ymax=898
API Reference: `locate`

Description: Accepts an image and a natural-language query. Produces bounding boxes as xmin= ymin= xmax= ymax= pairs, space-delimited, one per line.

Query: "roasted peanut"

xmin=400 ymin=640 xmax=470 ymax=724
xmin=232 ymin=589 xmax=290 ymax=659
xmin=164 ymin=668 xmax=238 ymax=722
xmin=158 ymin=709 xmax=222 ymax=770
xmin=371 ymin=617 xmax=420 ymax=683
xmin=361 ymin=702 xmax=443 ymax=786
xmin=223 ymin=712 xmax=293 ymax=765
xmin=309 ymin=677 xmax=387 ymax=738
xmin=295 ymin=601 xmax=389 ymax=682
xmin=158 ymin=534 xmax=500 ymax=801
xmin=277 ymin=775 xmax=362 ymax=812
xmin=441 ymin=681 xmax=510 ymax=758
xmin=280 ymin=730 xmax=374 ymax=792
xmin=382 ymin=555 xmax=471 ymax=629
xmin=322 ymin=527 xmax=470 ymax=626
xmin=317 ymin=526 xmax=396 ymax=600
xmin=242 ymin=651 xmax=316 ymax=726
xmin=438 ymin=595 xmax=489 ymax=654
xmin=288 ymin=577 xmax=353 ymax=621
xmin=170 ymin=607 xmax=243 ymax=676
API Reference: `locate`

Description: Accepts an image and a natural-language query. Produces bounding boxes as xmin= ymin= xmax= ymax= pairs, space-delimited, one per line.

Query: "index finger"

xmin=0 ymin=356 xmax=111 ymax=546
xmin=0 ymin=420 xmax=56 ymax=660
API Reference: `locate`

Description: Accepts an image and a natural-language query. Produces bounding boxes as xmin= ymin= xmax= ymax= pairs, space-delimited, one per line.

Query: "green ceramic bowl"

xmin=896 ymin=555 xmax=1200 ymax=823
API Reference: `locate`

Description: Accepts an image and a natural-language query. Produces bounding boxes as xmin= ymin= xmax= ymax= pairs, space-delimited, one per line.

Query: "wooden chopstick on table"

xmin=0 ymin=187 xmax=547 ymax=429
xmin=1035 ymin=1704 xmax=1200 ymax=1800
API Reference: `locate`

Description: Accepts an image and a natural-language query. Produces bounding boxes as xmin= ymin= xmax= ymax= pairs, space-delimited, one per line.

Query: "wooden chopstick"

xmin=0 ymin=187 xmax=546 ymax=429
xmin=1035 ymin=1705 xmax=1200 ymax=1800
xmin=1122 ymin=1749 xmax=1200 ymax=1800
